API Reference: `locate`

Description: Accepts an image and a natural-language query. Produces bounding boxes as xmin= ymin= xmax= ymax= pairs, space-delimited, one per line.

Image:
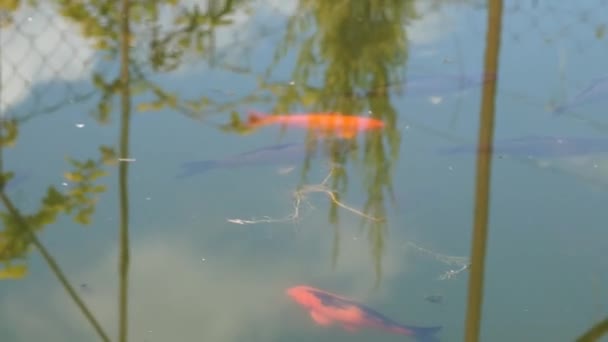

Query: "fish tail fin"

xmin=176 ymin=161 xmax=216 ymax=179
xmin=247 ymin=110 xmax=267 ymax=126
xmin=406 ymin=325 xmax=442 ymax=342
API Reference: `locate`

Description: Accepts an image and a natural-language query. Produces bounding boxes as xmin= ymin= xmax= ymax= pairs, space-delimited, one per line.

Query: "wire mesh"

xmin=0 ymin=4 xmax=100 ymax=121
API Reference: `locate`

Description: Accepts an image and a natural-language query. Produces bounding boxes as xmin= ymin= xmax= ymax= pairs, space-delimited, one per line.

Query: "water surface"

xmin=1 ymin=1 xmax=608 ymax=341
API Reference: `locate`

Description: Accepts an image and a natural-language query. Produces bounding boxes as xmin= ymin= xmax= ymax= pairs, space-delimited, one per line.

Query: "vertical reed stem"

xmin=464 ymin=1 xmax=504 ymax=341
xmin=118 ymin=0 xmax=132 ymax=341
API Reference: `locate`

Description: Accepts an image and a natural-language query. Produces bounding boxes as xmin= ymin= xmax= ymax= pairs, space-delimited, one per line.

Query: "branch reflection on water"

xmin=0 ymin=0 xmax=255 ymax=340
xmin=218 ymin=0 xmax=419 ymax=285
xmin=2 ymin=0 xmax=607 ymax=341
xmin=1 ymin=0 xmax=454 ymax=336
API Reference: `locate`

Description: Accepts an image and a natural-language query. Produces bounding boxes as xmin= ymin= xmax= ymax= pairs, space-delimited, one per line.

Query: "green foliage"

xmin=49 ymin=0 xmax=252 ymax=125
xmin=218 ymin=111 xmax=256 ymax=134
xmin=0 ymin=263 xmax=27 ymax=280
xmin=0 ymin=0 xmax=38 ymax=27
xmin=0 ymin=145 xmax=115 ymax=276
xmin=56 ymin=0 xmax=122 ymax=54
xmin=90 ymin=72 xmax=123 ymax=123
xmin=0 ymin=119 xmax=18 ymax=148
xmin=135 ymin=81 xmax=178 ymax=112
xmin=251 ymin=0 xmax=419 ymax=282
xmin=53 ymin=0 xmax=248 ymax=68
xmin=0 ymin=0 xmax=253 ymax=278
xmin=0 ymin=0 xmax=21 ymax=11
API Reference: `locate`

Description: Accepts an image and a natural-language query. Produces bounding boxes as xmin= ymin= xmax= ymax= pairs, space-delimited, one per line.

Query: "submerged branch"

xmin=404 ymin=241 xmax=470 ymax=280
xmin=0 ymin=192 xmax=110 ymax=342
xmin=226 ymin=166 xmax=384 ymax=226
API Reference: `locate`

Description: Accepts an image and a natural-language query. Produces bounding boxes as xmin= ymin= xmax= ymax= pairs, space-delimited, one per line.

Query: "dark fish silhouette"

xmin=438 ymin=136 xmax=608 ymax=158
xmin=175 ymin=139 xmax=360 ymax=179
xmin=177 ymin=143 xmax=308 ymax=178
xmin=439 ymin=136 xmax=608 ymax=186
xmin=552 ymin=75 xmax=608 ymax=115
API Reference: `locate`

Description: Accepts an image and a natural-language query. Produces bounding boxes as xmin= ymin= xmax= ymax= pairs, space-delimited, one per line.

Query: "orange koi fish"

xmin=287 ymin=285 xmax=441 ymax=341
xmin=246 ymin=110 xmax=384 ymax=139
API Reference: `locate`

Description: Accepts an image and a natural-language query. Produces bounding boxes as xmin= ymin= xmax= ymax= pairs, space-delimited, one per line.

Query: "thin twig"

xmin=226 ymin=166 xmax=383 ymax=225
xmin=404 ymin=241 xmax=471 ymax=280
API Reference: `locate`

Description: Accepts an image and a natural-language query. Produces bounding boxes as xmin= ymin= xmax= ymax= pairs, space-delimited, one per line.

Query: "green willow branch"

xmin=118 ymin=0 xmax=132 ymax=341
xmin=0 ymin=192 xmax=110 ymax=342
xmin=464 ymin=1 xmax=504 ymax=342
xmin=207 ymin=0 xmax=235 ymax=21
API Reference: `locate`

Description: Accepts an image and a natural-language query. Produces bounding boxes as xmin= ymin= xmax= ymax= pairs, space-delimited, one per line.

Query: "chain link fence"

xmin=0 ymin=0 xmax=287 ymax=123
xmin=0 ymin=3 xmax=100 ymax=121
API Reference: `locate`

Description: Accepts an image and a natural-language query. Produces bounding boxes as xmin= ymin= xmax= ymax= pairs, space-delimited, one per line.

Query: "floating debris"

xmin=424 ymin=294 xmax=444 ymax=304
xmin=277 ymin=166 xmax=295 ymax=175
xmin=429 ymin=96 xmax=443 ymax=104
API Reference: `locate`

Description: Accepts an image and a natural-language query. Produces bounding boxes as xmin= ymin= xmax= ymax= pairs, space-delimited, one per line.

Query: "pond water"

xmin=1 ymin=0 xmax=608 ymax=341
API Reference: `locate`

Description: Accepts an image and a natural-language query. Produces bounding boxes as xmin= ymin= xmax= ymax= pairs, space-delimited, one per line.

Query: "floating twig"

xmin=405 ymin=241 xmax=471 ymax=280
xmin=226 ymin=166 xmax=383 ymax=225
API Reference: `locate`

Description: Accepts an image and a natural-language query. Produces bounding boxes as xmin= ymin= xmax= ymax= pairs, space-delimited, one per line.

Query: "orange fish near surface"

xmin=246 ymin=110 xmax=385 ymax=139
xmin=287 ymin=285 xmax=441 ymax=341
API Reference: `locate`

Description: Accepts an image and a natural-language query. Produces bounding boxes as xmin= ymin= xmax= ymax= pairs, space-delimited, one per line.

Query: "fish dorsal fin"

xmin=310 ymin=311 xmax=332 ymax=326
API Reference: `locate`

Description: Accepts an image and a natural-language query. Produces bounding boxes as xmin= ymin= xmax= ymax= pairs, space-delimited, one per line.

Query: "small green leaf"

xmin=64 ymin=172 xmax=83 ymax=182
xmin=92 ymin=185 xmax=107 ymax=193
xmin=137 ymin=101 xmax=165 ymax=112
xmin=0 ymin=264 xmax=27 ymax=280
xmin=74 ymin=207 xmax=94 ymax=225
xmin=100 ymin=146 xmax=117 ymax=165
xmin=0 ymin=118 xmax=19 ymax=147
xmin=89 ymin=169 xmax=107 ymax=180
xmin=43 ymin=187 xmax=69 ymax=210
xmin=92 ymin=73 xmax=106 ymax=89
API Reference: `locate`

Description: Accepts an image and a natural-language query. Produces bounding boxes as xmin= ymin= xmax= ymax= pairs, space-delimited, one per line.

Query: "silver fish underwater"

xmin=439 ymin=135 xmax=608 ymax=186
xmin=176 ymin=141 xmax=350 ymax=179
xmin=438 ymin=136 xmax=608 ymax=158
